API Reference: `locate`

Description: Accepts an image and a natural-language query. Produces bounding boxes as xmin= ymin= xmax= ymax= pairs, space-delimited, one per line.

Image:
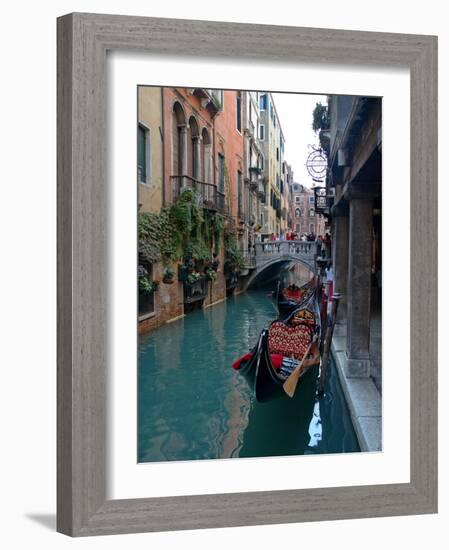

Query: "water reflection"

xmin=308 ymin=400 xmax=323 ymax=448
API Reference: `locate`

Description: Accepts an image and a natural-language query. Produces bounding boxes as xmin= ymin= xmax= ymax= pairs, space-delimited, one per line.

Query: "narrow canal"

xmin=138 ymin=269 xmax=360 ymax=462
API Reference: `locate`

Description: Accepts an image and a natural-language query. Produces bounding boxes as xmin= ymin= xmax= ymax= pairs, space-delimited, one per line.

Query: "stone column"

xmin=204 ymin=144 xmax=212 ymax=183
xmin=332 ymin=210 xmax=349 ymax=319
xmin=346 ymin=198 xmax=373 ymax=377
xmin=193 ymin=136 xmax=202 ymax=182
xmin=179 ymin=124 xmax=189 ymax=188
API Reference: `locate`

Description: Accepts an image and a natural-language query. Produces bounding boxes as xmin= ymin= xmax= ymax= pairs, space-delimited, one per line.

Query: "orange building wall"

xmin=213 ymin=90 xmax=244 ymax=218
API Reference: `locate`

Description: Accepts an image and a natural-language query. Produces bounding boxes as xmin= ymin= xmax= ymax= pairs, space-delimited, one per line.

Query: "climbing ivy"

xmin=138 ymin=189 xmax=226 ymax=266
xmin=224 ymin=228 xmax=244 ymax=270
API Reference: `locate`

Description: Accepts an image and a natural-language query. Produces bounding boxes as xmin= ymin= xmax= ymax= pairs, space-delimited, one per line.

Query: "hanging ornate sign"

xmin=313 ymin=186 xmax=330 ymax=214
xmin=306 ymin=146 xmax=327 ymax=182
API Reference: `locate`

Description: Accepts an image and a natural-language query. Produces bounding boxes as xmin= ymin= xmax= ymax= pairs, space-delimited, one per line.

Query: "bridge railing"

xmin=254 ymin=240 xmax=317 ymax=260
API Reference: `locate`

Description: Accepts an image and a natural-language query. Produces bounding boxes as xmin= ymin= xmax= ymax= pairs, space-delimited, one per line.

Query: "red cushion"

xmin=284 ymin=289 xmax=302 ymax=300
xmin=268 ymin=322 xmax=311 ymax=360
xmin=270 ymin=354 xmax=284 ymax=370
xmin=232 ymin=352 xmax=285 ymax=371
xmin=232 ymin=352 xmax=253 ymax=370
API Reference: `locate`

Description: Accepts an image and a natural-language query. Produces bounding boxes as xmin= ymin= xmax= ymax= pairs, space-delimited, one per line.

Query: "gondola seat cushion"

xmin=290 ymin=308 xmax=316 ymax=327
xmin=283 ymin=289 xmax=302 ymax=300
xmin=268 ymin=322 xmax=311 ymax=360
xmin=232 ymin=352 xmax=284 ymax=370
xmin=270 ymin=354 xmax=284 ymax=370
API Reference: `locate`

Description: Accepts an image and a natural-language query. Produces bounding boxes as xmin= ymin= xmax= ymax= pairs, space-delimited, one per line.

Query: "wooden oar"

xmin=283 ymin=334 xmax=317 ymax=398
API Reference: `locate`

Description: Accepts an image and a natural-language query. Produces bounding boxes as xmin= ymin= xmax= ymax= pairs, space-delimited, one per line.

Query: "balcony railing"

xmin=183 ymin=277 xmax=209 ymax=304
xmin=171 ymin=175 xmax=226 ymax=215
xmin=254 ymin=240 xmax=317 ymax=258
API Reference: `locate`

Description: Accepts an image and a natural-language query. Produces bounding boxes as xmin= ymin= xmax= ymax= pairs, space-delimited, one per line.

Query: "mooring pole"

xmin=318 ymin=292 xmax=341 ymax=395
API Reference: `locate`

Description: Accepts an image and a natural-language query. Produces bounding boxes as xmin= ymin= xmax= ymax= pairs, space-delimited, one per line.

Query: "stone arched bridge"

xmin=241 ymin=240 xmax=318 ymax=287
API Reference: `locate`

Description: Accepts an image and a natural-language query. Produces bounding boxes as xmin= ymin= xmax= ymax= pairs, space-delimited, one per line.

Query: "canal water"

xmin=138 ymin=275 xmax=360 ymax=462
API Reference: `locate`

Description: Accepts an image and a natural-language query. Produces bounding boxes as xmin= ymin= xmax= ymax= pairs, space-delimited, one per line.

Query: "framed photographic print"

xmin=57 ymin=13 xmax=437 ymax=536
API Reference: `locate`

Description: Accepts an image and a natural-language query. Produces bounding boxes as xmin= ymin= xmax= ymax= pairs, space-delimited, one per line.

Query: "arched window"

xmin=201 ymin=127 xmax=212 ymax=184
xmin=295 ymin=208 xmax=301 ymax=218
xmin=172 ymin=102 xmax=186 ymax=177
xmin=188 ymin=116 xmax=200 ymax=180
xmin=236 ymin=91 xmax=242 ymax=132
xmin=309 ymin=207 xmax=315 ymax=217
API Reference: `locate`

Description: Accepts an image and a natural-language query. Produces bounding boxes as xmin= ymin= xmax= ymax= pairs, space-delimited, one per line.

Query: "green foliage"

xmin=210 ymin=215 xmax=224 ymax=253
xmin=138 ymin=213 xmax=163 ymax=263
xmin=205 ymin=267 xmax=217 ymax=282
xmin=224 ymin=230 xmax=244 ymax=270
xmin=138 ymin=275 xmax=158 ymax=294
xmin=138 ymin=189 xmax=226 ymax=269
xmin=138 ymin=275 xmax=153 ymax=294
xmin=184 ymin=238 xmax=211 ymax=262
xmin=312 ymin=102 xmax=329 ymax=133
xmin=186 ymin=272 xmax=202 ymax=284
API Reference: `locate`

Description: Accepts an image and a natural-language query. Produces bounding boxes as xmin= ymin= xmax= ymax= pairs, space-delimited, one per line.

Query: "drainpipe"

xmin=161 ymin=87 xmax=166 ymax=207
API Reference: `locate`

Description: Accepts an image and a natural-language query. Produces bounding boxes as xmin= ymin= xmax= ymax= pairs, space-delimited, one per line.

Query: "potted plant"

xmin=186 ymin=271 xmax=202 ymax=284
xmin=162 ymin=266 xmax=175 ymax=284
xmin=149 ymin=280 xmax=160 ymax=292
xmin=138 ymin=265 xmax=153 ymax=294
xmin=205 ymin=267 xmax=217 ymax=283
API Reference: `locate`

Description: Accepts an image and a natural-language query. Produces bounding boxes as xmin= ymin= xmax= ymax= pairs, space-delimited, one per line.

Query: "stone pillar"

xmin=333 ymin=211 xmax=349 ymax=319
xmin=346 ymin=198 xmax=372 ymax=377
xmin=193 ymin=136 xmax=202 ymax=181
xmin=179 ymin=125 xmax=188 ymax=187
xmin=204 ymin=145 xmax=212 ymax=184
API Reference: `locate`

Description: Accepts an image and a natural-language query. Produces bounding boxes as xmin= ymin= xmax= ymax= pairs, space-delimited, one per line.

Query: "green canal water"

xmin=138 ymin=286 xmax=360 ymax=462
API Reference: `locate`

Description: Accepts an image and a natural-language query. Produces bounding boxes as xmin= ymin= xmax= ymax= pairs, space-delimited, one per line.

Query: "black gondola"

xmin=277 ymin=276 xmax=316 ymax=317
xmin=233 ymin=295 xmax=322 ymax=402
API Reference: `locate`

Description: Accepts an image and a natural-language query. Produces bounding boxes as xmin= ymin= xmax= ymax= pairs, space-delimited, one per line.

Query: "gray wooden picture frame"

xmin=57 ymin=12 xmax=438 ymax=537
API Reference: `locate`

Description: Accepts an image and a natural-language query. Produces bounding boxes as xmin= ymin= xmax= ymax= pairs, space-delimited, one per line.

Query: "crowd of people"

xmin=265 ymin=231 xmax=316 ymax=242
xmin=251 ymin=232 xmax=331 ymax=258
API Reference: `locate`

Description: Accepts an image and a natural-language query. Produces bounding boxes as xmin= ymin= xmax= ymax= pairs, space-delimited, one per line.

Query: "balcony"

xmin=249 ymin=165 xmax=263 ymax=176
xmin=171 ymin=175 xmax=226 ymax=215
xmin=187 ymin=88 xmax=223 ymax=115
xmin=257 ymin=181 xmax=266 ymax=200
xmin=183 ymin=277 xmax=209 ymax=304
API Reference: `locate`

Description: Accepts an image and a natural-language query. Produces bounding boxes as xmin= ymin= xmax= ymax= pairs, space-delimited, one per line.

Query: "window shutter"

xmin=138 ymin=125 xmax=146 ymax=183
